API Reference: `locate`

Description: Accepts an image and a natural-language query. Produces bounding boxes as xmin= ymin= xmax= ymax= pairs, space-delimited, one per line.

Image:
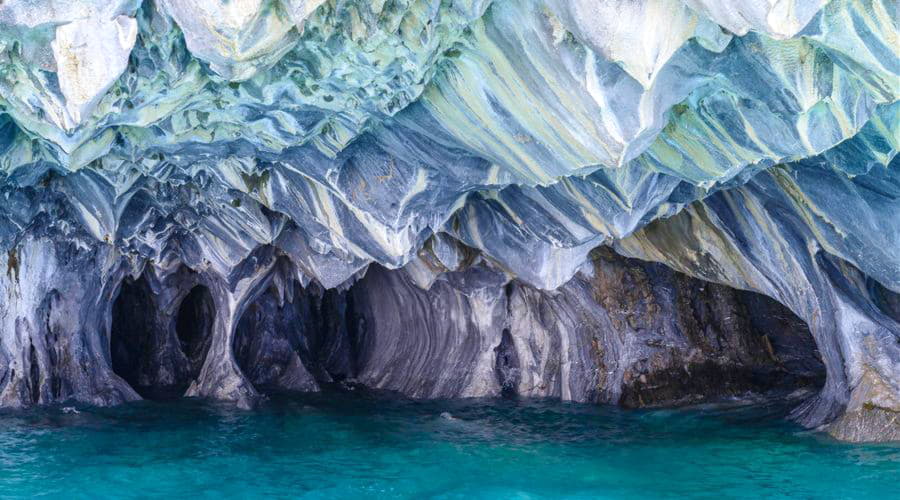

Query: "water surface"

xmin=0 ymin=391 xmax=896 ymax=498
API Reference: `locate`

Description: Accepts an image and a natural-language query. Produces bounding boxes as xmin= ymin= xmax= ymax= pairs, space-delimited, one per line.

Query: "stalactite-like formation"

xmin=0 ymin=0 xmax=897 ymax=442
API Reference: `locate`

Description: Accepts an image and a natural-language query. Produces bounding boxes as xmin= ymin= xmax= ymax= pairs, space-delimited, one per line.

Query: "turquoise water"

xmin=0 ymin=391 xmax=896 ymax=499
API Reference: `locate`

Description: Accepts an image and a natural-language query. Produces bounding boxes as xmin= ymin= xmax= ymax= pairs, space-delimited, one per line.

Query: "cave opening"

xmin=111 ymin=256 xmax=828 ymax=409
xmin=869 ymin=277 xmax=900 ymax=324
xmin=494 ymin=328 xmax=520 ymax=398
xmin=175 ymin=285 xmax=215 ymax=385
xmin=232 ymin=284 xmax=322 ymax=395
xmin=617 ymin=276 xmax=828 ymax=409
xmin=110 ymin=275 xmax=159 ymax=398
xmin=110 ymin=277 xmax=215 ymax=400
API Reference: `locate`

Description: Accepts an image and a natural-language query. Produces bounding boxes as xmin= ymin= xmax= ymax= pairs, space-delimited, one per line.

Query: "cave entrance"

xmin=232 ymin=284 xmax=321 ymax=395
xmin=110 ymin=278 xmax=215 ymax=400
xmin=734 ymin=289 xmax=828 ymax=398
xmin=618 ymin=277 xmax=828 ymax=409
xmin=110 ymin=275 xmax=159 ymax=398
xmin=175 ymin=285 xmax=215 ymax=386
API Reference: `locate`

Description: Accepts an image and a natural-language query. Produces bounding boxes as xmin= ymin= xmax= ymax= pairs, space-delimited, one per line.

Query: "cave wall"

xmin=506 ymin=248 xmax=825 ymax=407
xmin=232 ymin=281 xmax=322 ymax=393
xmin=0 ymin=0 xmax=896 ymax=443
xmin=0 ymin=235 xmax=137 ymax=407
xmin=0 ymin=158 xmax=892 ymax=441
xmin=17 ymin=240 xmax=820 ymax=413
xmin=615 ymin=161 xmax=900 ymax=441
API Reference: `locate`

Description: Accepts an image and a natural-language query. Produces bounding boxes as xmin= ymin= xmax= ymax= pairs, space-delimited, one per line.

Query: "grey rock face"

xmin=347 ymin=264 xmax=509 ymax=398
xmin=0 ymin=234 xmax=138 ymax=407
xmin=615 ymin=160 xmax=900 ymax=440
xmin=87 ymin=248 xmax=828 ymax=410
xmin=111 ymin=264 xmax=218 ymax=398
xmin=233 ymin=280 xmax=323 ymax=393
xmin=506 ymin=248 xmax=825 ymax=407
xmin=0 ymin=0 xmax=897 ymax=441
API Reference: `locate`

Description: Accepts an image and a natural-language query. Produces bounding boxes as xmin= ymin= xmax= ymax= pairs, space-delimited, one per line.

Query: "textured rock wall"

xmin=79 ymin=246 xmax=826 ymax=413
xmin=615 ymin=160 xmax=900 ymax=441
xmin=508 ymin=248 xmax=825 ymax=407
xmin=0 ymin=0 xmax=896 ymax=441
xmin=0 ymin=234 xmax=137 ymax=407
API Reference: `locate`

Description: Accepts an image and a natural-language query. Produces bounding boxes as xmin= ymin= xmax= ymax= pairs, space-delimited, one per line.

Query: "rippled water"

xmin=0 ymin=391 xmax=896 ymax=499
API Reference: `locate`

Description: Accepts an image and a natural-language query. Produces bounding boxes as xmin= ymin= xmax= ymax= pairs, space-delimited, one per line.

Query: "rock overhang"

xmin=0 ymin=0 xmax=896 ymax=441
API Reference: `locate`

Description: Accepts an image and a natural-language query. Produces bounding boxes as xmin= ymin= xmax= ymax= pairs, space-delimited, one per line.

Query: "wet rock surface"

xmin=96 ymin=247 xmax=828 ymax=415
xmin=0 ymin=0 xmax=897 ymax=442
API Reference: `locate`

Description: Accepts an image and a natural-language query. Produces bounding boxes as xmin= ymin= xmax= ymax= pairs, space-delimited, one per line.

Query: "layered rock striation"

xmin=0 ymin=0 xmax=897 ymax=441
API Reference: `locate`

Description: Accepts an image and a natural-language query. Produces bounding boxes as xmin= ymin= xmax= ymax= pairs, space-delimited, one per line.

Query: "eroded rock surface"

xmin=99 ymin=247 xmax=827 ymax=411
xmin=0 ymin=0 xmax=897 ymax=442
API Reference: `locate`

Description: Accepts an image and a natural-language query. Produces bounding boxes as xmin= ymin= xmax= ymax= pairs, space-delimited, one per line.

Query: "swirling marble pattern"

xmin=0 ymin=0 xmax=897 ymax=441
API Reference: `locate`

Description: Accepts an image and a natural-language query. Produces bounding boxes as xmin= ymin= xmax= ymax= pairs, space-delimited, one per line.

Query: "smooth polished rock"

xmin=0 ymin=0 xmax=897 ymax=441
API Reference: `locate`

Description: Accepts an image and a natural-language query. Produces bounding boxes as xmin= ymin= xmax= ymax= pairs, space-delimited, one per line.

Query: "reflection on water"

xmin=0 ymin=390 xmax=896 ymax=498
